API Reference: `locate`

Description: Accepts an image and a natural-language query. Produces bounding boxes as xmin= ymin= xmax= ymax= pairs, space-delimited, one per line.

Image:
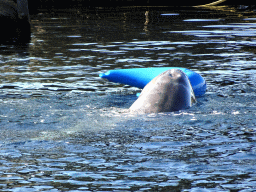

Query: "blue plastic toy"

xmin=99 ymin=67 xmax=206 ymax=97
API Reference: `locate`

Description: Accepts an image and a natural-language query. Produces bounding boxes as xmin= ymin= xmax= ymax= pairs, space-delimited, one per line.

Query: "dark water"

xmin=1 ymin=6 xmax=256 ymax=191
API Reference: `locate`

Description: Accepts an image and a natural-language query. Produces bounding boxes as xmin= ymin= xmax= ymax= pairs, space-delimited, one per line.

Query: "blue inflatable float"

xmin=99 ymin=67 xmax=206 ymax=97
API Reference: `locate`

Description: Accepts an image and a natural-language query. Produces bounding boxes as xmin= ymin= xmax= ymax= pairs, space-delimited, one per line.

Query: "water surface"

xmin=0 ymin=6 xmax=256 ymax=191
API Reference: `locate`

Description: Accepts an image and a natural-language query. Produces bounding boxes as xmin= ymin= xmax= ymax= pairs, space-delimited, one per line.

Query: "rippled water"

xmin=0 ymin=6 xmax=256 ymax=191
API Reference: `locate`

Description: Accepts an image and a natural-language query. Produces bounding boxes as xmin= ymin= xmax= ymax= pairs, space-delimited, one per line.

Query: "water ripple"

xmin=0 ymin=7 xmax=256 ymax=192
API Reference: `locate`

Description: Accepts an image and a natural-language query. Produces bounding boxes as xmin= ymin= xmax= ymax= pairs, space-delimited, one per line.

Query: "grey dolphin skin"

xmin=129 ymin=69 xmax=196 ymax=113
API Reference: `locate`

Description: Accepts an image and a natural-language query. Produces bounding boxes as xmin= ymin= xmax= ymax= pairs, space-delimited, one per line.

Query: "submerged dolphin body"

xmin=129 ymin=69 xmax=196 ymax=113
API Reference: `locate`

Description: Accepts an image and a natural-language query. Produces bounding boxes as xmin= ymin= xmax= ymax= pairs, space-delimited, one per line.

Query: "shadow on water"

xmin=0 ymin=44 xmax=30 ymax=57
xmin=0 ymin=0 xmax=30 ymax=45
xmin=0 ymin=5 xmax=256 ymax=191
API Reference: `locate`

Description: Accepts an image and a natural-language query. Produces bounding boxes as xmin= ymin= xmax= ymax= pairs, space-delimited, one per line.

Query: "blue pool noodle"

xmin=99 ymin=67 xmax=206 ymax=97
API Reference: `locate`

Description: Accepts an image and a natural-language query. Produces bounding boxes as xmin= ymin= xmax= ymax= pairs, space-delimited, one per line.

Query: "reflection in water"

xmin=0 ymin=6 xmax=256 ymax=191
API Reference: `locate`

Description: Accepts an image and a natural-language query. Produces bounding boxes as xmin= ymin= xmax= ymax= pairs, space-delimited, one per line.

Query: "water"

xmin=0 ymin=6 xmax=256 ymax=191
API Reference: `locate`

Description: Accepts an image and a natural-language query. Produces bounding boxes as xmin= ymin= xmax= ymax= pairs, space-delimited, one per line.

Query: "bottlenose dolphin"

xmin=129 ymin=69 xmax=196 ymax=113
